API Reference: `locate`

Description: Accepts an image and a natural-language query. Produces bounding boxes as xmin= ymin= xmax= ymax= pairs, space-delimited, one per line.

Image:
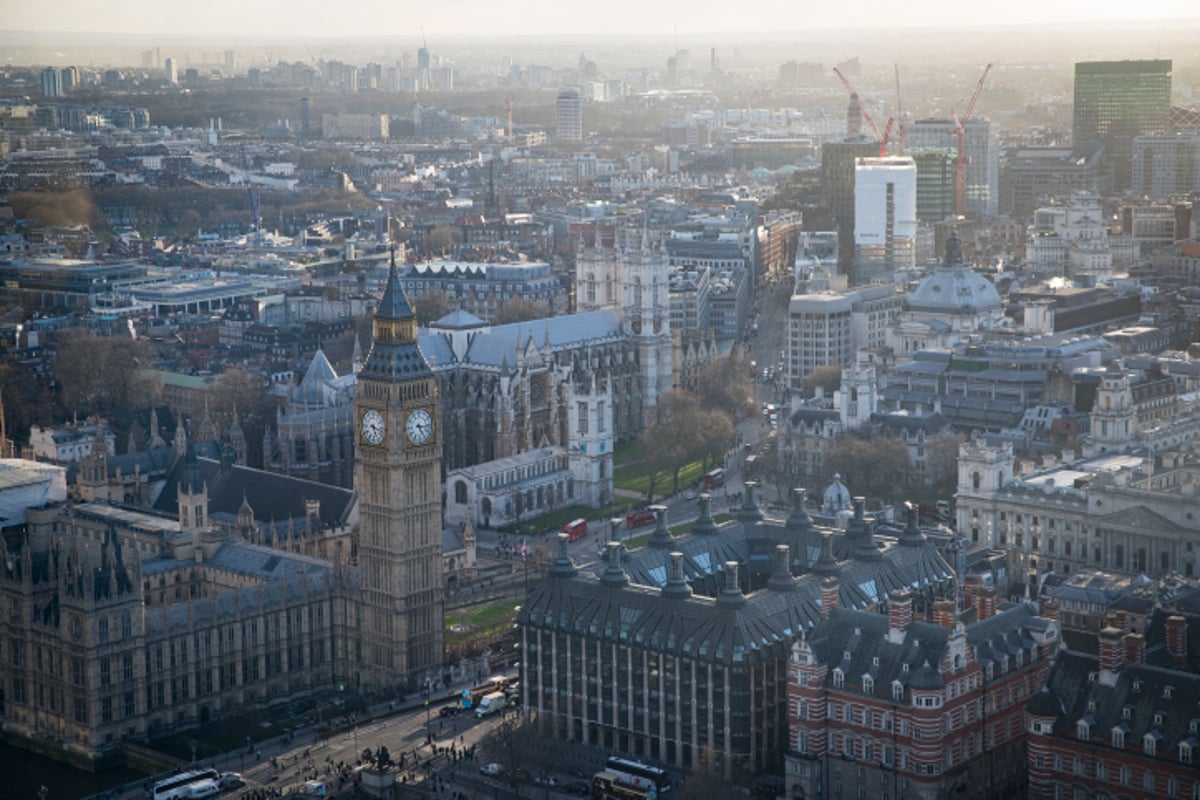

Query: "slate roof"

xmin=432 ymin=309 xmax=487 ymax=330
xmin=460 ymin=309 xmax=623 ymax=368
xmin=154 ymin=456 xmax=355 ymax=529
xmin=1035 ymin=645 xmax=1200 ymax=760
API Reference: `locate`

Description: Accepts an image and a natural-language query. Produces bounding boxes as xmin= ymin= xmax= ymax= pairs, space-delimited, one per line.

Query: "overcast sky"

xmin=3 ymin=0 xmax=1197 ymax=38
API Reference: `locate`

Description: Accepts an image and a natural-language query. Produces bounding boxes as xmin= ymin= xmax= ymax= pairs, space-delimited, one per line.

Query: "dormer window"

xmin=833 ymin=668 xmax=844 ymax=688
xmin=892 ymin=681 xmax=904 ymax=701
xmin=1077 ymin=720 xmax=1091 ymax=740
xmin=863 ymin=675 xmax=875 ymax=695
xmin=1179 ymin=742 xmax=1193 ymax=765
xmin=1123 ymin=706 xmax=1132 ymax=719
xmin=1144 ymin=734 xmax=1158 ymax=756
xmin=1112 ymin=727 xmax=1125 ymax=748
xmin=902 ymin=663 xmax=910 ymax=673
xmin=873 ymin=656 xmax=880 ymax=667
xmin=1163 ymin=686 xmax=1173 ymax=700
xmin=1154 ymin=712 xmax=1165 ymax=726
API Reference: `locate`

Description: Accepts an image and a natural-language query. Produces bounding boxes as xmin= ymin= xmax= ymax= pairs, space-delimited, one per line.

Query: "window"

xmin=1120 ymin=765 xmax=1131 ymax=786
xmin=863 ymin=675 xmax=874 ymax=695
xmin=892 ymin=681 xmax=904 ymax=701
xmin=1096 ymin=760 xmax=1106 ymax=781
xmin=123 ymin=653 xmax=134 ymax=682
xmin=833 ymin=668 xmax=844 ymax=688
xmin=1145 ymin=734 xmax=1158 ymax=756
xmin=98 ymin=618 xmax=109 ymax=644
xmin=1144 ymin=771 xmax=1155 ymax=792
xmin=100 ymin=658 xmax=111 ymax=687
xmin=577 ymin=402 xmax=589 ymax=435
xmin=1180 ymin=743 xmax=1193 ymax=765
xmin=1112 ymin=728 xmax=1125 ymax=748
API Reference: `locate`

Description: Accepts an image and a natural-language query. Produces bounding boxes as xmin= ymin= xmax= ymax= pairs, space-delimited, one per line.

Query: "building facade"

xmin=853 ymin=157 xmax=918 ymax=285
xmin=1073 ymin=60 xmax=1172 ymax=192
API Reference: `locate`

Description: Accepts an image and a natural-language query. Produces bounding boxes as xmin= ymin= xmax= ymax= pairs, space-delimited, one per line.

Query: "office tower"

xmin=556 ymin=87 xmax=583 ymax=141
xmin=910 ymin=147 xmax=959 ymax=223
xmin=40 ymin=67 xmax=62 ymax=98
xmin=906 ymin=118 xmax=997 ymax=217
xmin=846 ymin=93 xmax=862 ymax=139
xmin=853 ymin=157 xmax=917 ymax=285
xmin=1074 ymin=60 xmax=1171 ymax=192
xmin=224 ymin=49 xmax=236 ymax=73
xmin=1131 ymin=131 xmax=1200 ymax=198
xmin=164 ymin=57 xmax=177 ymax=85
xmin=822 ymin=139 xmax=880 ymax=276
xmin=61 ymin=66 xmax=78 ymax=93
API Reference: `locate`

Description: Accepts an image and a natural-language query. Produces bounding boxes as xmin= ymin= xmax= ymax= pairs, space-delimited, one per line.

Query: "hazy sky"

xmin=3 ymin=0 xmax=1197 ymax=38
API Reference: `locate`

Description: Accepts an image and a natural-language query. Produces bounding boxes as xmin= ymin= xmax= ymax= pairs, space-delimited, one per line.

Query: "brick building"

xmin=786 ymin=578 xmax=1060 ymax=800
xmin=1025 ymin=609 xmax=1200 ymax=800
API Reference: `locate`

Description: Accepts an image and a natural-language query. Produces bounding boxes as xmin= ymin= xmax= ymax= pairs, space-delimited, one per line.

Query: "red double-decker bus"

xmin=703 ymin=468 xmax=725 ymax=489
xmin=563 ymin=518 xmax=588 ymax=542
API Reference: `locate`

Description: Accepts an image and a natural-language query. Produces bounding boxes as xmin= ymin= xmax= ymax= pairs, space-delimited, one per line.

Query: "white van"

xmin=187 ymin=780 xmax=220 ymax=799
xmin=475 ymin=690 xmax=507 ymax=718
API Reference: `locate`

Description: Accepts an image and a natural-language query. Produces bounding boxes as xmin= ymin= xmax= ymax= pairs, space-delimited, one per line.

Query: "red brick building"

xmin=1025 ymin=609 xmax=1200 ymax=800
xmin=785 ymin=580 xmax=1059 ymax=800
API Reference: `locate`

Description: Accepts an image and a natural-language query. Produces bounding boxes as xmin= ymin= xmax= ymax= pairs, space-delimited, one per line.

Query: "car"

xmin=684 ymin=489 xmax=696 ymax=500
xmin=437 ymin=705 xmax=460 ymax=717
xmin=219 ymin=773 xmax=244 ymax=790
xmin=480 ymin=763 xmax=506 ymax=778
xmin=565 ymin=780 xmax=591 ymax=796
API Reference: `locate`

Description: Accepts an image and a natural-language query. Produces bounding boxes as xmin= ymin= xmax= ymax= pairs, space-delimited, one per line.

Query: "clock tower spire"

xmin=354 ymin=247 xmax=444 ymax=692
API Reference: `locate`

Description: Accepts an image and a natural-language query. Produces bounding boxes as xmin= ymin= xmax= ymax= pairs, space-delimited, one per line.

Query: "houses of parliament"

xmin=0 ymin=259 xmax=445 ymax=769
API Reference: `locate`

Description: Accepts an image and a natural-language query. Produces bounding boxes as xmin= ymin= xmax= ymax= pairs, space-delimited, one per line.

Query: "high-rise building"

xmin=164 ymin=57 xmax=177 ymax=85
xmin=40 ymin=67 xmax=62 ymax=98
xmin=906 ymin=118 xmax=997 ymax=217
xmin=1073 ymin=59 xmax=1172 ymax=192
xmin=821 ymin=139 xmax=879 ymax=275
xmin=910 ymin=147 xmax=959 ymax=223
xmin=556 ymin=87 xmax=583 ymax=141
xmin=853 ymin=157 xmax=917 ymax=285
xmin=1131 ymin=131 xmax=1200 ymax=198
xmin=61 ymin=66 xmax=78 ymax=93
xmin=354 ymin=252 xmax=445 ymax=691
xmin=846 ymin=92 xmax=862 ymax=139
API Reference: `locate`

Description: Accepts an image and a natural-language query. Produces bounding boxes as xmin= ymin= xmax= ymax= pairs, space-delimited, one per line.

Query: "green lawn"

xmin=446 ymin=599 xmax=521 ymax=632
xmin=625 ymin=513 xmax=733 ymax=550
xmin=613 ymin=458 xmax=709 ymax=496
xmin=498 ymin=502 xmax=628 ymax=534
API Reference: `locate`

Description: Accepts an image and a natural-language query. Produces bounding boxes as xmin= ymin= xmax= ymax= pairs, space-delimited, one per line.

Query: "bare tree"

xmin=410 ymin=287 xmax=450 ymax=326
xmin=803 ymin=363 xmax=842 ymax=398
xmin=824 ymin=433 xmax=913 ymax=503
xmin=493 ymin=295 xmax=547 ymax=325
xmin=54 ymin=331 xmax=160 ymax=418
xmin=694 ymin=354 xmax=756 ymax=420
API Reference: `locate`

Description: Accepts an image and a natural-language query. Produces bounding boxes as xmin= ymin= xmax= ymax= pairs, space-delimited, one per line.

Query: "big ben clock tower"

xmin=354 ymin=249 xmax=444 ymax=692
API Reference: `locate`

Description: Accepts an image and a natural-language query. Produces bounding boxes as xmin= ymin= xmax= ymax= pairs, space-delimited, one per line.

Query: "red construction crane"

xmin=834 ymin=66 xmax=889 ymax=155
xmin=951 ymin=63 xmax=993 ymax=217
xmin=878 ymin=117 xmax=895 ymax=158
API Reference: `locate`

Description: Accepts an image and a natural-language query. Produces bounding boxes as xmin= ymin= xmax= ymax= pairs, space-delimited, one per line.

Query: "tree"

xmin=923 ymin=431 xmax=967 ymax=499
xmin=804 ymin=363 xmax=842 ymax=398
xmin=209 ymin=366 xmax=278 ymax=468
xmin=480 ymin=717 xmax=542 ymax=796
xmin=493 ymin=295 xmax=547 ymax=325
xmin=694 ymin=354 xmax=756 ymax=420
xmin=425 ymin=225 xmax=462 ymax=256
xmin=54 ymin=331 xmax=160 ymax=418
xmin=643 ymin=390 xmax=734 ymax=497
xmin=410 ymin=288 xmax=450 ymax=326
xmin=824 ymin=433 xmax=912 ymax=503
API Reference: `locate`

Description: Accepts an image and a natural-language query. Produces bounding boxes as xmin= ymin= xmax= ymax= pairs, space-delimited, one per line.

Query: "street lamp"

xmin=424 ymin=676 xmax=432 ymax=742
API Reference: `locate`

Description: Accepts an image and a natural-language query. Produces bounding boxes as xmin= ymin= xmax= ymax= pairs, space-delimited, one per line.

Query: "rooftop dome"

xmin=823 ymin=473 xmax=851 ymax=513
xmin=907 ymin=230 xmax=1002 ymax=314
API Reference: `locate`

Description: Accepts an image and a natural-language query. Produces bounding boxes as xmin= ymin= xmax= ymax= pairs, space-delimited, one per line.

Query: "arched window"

xmin=454 ymin=480 xmax=468 ymax=504
xmin=972 ymin=472 xmax=981 ymax=490
xmin=121 ymin=610 xmax=132 ymax=639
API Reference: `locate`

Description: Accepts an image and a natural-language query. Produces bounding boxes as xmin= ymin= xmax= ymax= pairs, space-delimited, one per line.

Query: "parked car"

xmin=480 ymin=763 xmax=506 ymax=778
xmin=219 ymin=773 xmax=244 ymax=790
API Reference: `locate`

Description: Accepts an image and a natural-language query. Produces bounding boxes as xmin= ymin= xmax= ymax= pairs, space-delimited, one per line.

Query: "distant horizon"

xmin=1 ymin=0 xmax=1198 ymax=40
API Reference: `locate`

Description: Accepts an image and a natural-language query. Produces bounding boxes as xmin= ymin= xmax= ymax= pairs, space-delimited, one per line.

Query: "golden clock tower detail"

xmin=354 ymin=250 xmax=444 ymax=691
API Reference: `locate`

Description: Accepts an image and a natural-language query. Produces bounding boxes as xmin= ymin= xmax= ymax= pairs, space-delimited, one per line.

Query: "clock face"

xmin=361 ymin=409 xmax=385 ymax=445
xmin=406 ymin=408 xmax=433 ymax=445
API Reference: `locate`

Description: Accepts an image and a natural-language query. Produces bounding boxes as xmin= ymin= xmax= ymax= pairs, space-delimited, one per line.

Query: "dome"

xmin=907 ymin=229 xmax=1002 ymax=314
xmin=908 ymin=267 xmax=1002 ymax=314
xmin=823 ymin=473 xmax=851 ymax=513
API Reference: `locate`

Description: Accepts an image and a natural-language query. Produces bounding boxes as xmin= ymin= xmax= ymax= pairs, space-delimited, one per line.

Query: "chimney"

xmin=820 ymin=575 xmax=839 ymax=618
xmin=888 ymin=590 xmax=913 ymax=641
xmin=599 ymin=541 xmax=628 ymax=588
xmin=1098 ymin=626 xmax=1124 ymax=684
xmin=548 ymin=532 xmax=578 ymax=579
xmin=932 ymin=600 xmax=957 ymax=628
xmin=786 ymin=487 xmax=813 ymax=531
xmin=717 ymin=561 xmax=746 ymax=607
xmin=647 ymin=504 xmax=672 ymax=549
xmin=1165 ymin=615 xmax=1188 ymax=666
xmin=693 ymin=493 xmax=718 ymax=536
xmin=960 ymin=573 xmax=979 ymax=618
xmin=738 ymin=481 xmax=763 ymax=525
xmin=978 ymin=583 xmax=997 ymax=620
xmin=767 ymin=544 xmax=796 ymax=592
xmin=1122 ymin=632 xmax=1145 ymax=665
xmin=661 ymin=551 xmax=692 ymax=599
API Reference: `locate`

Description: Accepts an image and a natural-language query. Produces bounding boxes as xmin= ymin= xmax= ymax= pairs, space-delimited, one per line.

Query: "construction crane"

xmin=951 ymin=63 xmax=993 ymax=217
xmin=894 ymin=63 xmax=906 ymax=155
xmin=833 ymin=67 xmax=892 ymax=156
